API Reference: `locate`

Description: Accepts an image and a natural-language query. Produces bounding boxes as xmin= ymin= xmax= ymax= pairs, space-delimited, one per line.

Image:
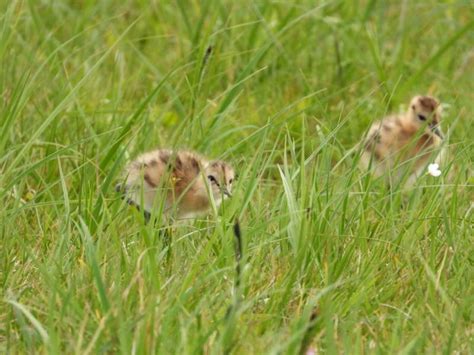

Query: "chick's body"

xmin=360 ymin=96 xmax=445 ymax=185
xmin=119 ymin=149 xmax=234 ymax=219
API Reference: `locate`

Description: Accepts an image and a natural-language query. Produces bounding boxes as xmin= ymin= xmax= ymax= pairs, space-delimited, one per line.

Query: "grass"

xmin=1 ymin=0 xmax=473 ymax=353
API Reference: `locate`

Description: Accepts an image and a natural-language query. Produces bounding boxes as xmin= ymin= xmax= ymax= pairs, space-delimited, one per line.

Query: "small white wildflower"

xmin=428 ymin=163 xmax=442 ymax=177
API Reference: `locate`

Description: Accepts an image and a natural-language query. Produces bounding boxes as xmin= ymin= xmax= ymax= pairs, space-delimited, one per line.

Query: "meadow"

xmin=1 ymin=0 xmax=473 ymax=353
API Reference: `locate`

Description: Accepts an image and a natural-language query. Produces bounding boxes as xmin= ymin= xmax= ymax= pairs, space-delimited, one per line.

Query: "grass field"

xmin=1 ymin=0 xmax=473 ymax=353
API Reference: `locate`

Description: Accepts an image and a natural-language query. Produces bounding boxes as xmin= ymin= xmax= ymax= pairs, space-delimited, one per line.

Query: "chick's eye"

xmin=417 ymin=114 xmax=426 ymax=121
xmin=207 ymin=175 xmax=217 ymax=183
xmin=229 ymin=178 xmax=233 ymax=184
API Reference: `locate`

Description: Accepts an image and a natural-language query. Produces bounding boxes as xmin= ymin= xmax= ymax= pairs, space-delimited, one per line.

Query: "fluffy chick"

xmin=359 ymin=95 xmax=445 ymax=185
xmin=116 ymin=149 xmax=234 ymax=220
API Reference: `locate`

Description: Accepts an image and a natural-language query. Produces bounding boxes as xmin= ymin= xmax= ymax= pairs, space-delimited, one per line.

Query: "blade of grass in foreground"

xmin=77 ymin=217 xmax=110 ymax=313
xmin=6 ymin=300 xmax=49 ymax=345
xmin=0 ymin=73 xmax=30 ymax=153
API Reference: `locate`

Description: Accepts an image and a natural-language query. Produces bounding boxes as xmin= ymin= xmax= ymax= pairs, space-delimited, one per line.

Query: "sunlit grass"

xmin=1 ymin=0 xmax=472 ymax=353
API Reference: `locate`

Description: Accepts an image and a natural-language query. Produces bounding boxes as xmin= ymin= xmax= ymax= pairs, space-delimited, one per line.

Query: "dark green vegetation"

xmin=1 ymin=0 xmax=472 ymax=353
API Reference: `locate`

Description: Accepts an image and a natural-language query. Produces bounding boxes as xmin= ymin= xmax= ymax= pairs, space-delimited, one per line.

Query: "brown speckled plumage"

xmin=359 ymin=95 xmax=445 ymax=185
xmin=117 ymin=149 xmax=234 ymax=219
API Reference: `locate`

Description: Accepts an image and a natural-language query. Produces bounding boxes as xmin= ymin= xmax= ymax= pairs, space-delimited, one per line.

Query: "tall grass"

xmin=1 ymin=0 xmax=472 ymax=353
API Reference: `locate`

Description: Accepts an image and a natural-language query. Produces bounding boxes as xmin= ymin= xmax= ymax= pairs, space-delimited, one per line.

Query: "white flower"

xmin=428 ymin=163 xmax=442 ymax=177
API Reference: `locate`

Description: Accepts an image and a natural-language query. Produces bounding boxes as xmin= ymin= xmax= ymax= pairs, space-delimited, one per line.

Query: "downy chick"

xmin=359 ymin=95 xmax=445 ymax=185
xmin=116 ymin=149 xmax=235 ymax=220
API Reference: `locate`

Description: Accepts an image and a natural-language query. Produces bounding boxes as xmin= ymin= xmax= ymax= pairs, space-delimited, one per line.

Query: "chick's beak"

xmin=430 ymin=123 xmax=443 ymax=139
xmin=222 ymin=187 xmax=232 ymax=198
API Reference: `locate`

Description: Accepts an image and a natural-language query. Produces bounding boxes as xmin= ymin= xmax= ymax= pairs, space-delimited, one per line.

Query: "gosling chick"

xmin=116 ymin=149 xmax=235 ymax=221
xmin=359 ymin=95 xmax=445 ymax=186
